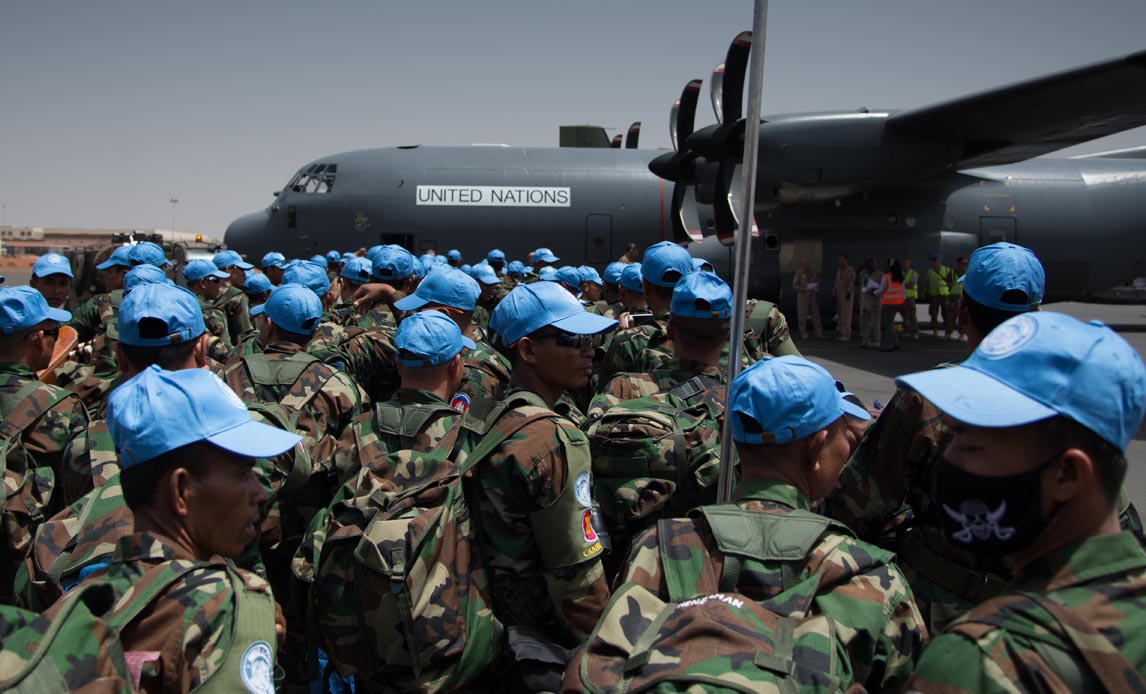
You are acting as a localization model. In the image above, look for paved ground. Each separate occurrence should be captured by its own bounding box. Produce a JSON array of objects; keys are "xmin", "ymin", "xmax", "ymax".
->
[{"xmin": 795, "ymin": 301, "xmax": 1146, "ymax": 510}]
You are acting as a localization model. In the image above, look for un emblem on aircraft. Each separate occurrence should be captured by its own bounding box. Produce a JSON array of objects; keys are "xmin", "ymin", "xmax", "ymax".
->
[
  {"xmin": 354, "ymin": 212, "xmax": 370, "ymax": 231},
  {"xmin": 978, "ymin": 314, "xmax": 1037, "ymax": 359}
]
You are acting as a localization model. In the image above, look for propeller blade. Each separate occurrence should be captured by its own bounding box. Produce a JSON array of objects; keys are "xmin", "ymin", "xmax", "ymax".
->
[
  {"xmin": 721, "ymin": 31, "xmax": 753, "ymax": 125},
  {"xmin": 714, "ymin": 159, "xmax": 760, "ymax": 246},
  {"xmin": 672, "ymin": 182, "xmax": 705, "ymax": 244},
  {"xmin": 625, "ymin": 122, "xmax": 641, "ymax": 149},
  {"xmin": 710, "ymin": 62, "xmax": 726, "ymax": 124},
  {"xmin": 673, "ymin": 80, "xmax": 703, "ymax": 151},
  {"xmin": 611, "ymin": 134, "xmax": 623, "ymax": 148}
]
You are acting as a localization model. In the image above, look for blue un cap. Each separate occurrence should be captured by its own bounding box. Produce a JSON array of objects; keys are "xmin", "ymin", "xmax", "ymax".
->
[
  {"xmin": 671, "ymin": 272, "xmax": 732, "ymax": 319},
  {"xmin": 261, "ymin": 251, "xmax": 288, "ymax": 270},
  {"xmin": 959, "ymin": 242, "xmax": 1045, "ymax": 312},
  {"xmin": 117, "ymin": 283, "xmax": 205, "ymax": 347},
  {"xmin": 471, "ymin": 263, "xmax": 500, "ymax": 286},
  {"xmin": 128, "ymin": 242, "xmax": 171, "ymax": 268},
  {"xmin": 325, "ymin": 250, "xmax": 343, "ymax": 265},
  {"xmin": 370, "ymin": 246, "xmax": 415, "ymax": 281},
  {"xmin": 283, "ymin": 260, "xmax": 331, "ymax": 298},
  {"xmin": 32, "ymin": 253, "xmax": 74, "ymax": 279},
  {"xmin": 730, "ymin": 356, "xmax": 870, "ymax": 445},
  {"xmin": 642, "ymin": 242, "xmax": 693, "ymax": 288},
  {"xmin": 620, "ymin": 264, "xmax": 643, "ymax": 292},
  {"xmin": 96, "ymin": 246, "xmax": 133, "ymax": 271},
  {"xmin": 251, "ymin": 283, "xmax": 322, "ymax": 335},
  {"xmin": 0, "ymin": 286, "xmax": 71, "ymax": 334},
  {"xmin": 603, "ymin": 262, "xmax": 626, "ymax": 285},
  {"xmin": 395, "ymin": 310, "xmax": 476, "ymax": 367},
  {"xmin": 108, "ymin": 366, "xmax": 301, "ymax": 469},
  {"xmin": 897, "ymin": 311, "xmax": 1146, "ymax": 452},
  {"xmin": 506, "ymin": 260, "xmax": 527, "ymax": 278},
  {"xmin": 213, "ymin": 250, "xmax": 253, "ymax": 271},
  {"xmin": 123, "ymin": 265, "xmax": 172, "ymax": 293},
  {"xmin": 555, "ymin": 266, "xmax": 581, "ymax": 289},
  {"xmin": 183, "ymin": 259, "xmax": 229, "ymax": 283},
  {"xmin": 340, "ymin": 256, "xmax": 373, "ymax": 284},
  {"xmin": 309, "ymin": 254, "xmax": 329, "ymax": 268},
  {"xmin": 242, "ymin": 272, "xmax": 273, "ymax": 296},
  {"xmin": 533, "ymin": 247, "xmax": 559, "ymax": 264},
  {"xmin": 490, "ymin": 281, "xmax": 617, "ymax": 345},
  {"xmin": 578, "ymin": 266, "xmax": 603, "ymax": 287},
  {"xmin": 538, "ymin": 266, "xmax": 558, "ymax": 282},
  {"xmin": 395, "ymin": 266, "xmax": 481, "ymax": 312},
  {"xmin": 447, "ymin": 249, "xmax": 462, "ymax": 262},
  {"xmin": 693, "ymin": 258, "xmax": 715, "ymax": 273},
  {"xmin": 486, "ymin": 249, "xmax": 506, "ymax": 264}
]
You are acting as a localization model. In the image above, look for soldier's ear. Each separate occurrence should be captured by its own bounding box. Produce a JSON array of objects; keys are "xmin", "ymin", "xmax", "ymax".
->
[
  {"xmin": 168, "ymin": 468, "xmax": 193, "ymax": 518},
  {"xmin": 192, "ymin": 334, "xmax": 210, "ymax": 368},
  {"xmin": 1047, "ymin": 449, "xmax": 1095, "ymax": 504},
  {"xmin": 517, "ymin": 337, "xmax": 540, "ymax": 365}
]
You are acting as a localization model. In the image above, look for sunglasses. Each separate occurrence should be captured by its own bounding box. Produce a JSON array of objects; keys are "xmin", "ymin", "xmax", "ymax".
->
[
  {"xmin": 40, "ymin": 327, "xmax": 60, "ymax": 339},
  {"xmin": 530, "ymin": 330, "xmax": 593, "ymax": 349}
]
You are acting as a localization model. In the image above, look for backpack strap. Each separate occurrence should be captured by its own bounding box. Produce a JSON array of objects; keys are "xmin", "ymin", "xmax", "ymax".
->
[
  {"xmin": 194, "ymin": 568, "xmax": 277, "ymax": 694},
  {"xmin": 102, "ymin": 561, "xmax": 211, "ymax": 629},
  {"xmin": 657, "ymin": 518, "xmax": 716, "ymax": 602},
  {"xmin": 241, "ymin": 351, "xmax": 318, "ymax": 390},
  {"xmin": 374, "ymin": 399, "xmax": 457, "ymax": 442}
]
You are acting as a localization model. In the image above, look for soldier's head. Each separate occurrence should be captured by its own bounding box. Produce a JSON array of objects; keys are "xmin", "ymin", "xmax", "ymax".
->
[
  {"xmin": 486, "ymin": 249, "xmax": 506, "ymax": 275},
  {"xmin": 956, "ymin": 242, "xmax": 1045, "ymax": 351},
  {"xmin": 127, "ymin": 242, "xmax": 172, "ymax": 273},
  {"xmin": 339, "ymin": 256, "xmax": 372, "ymax": 302},
  {"xmin": 96, "ymin": 246, "xmax": 134, "ymax": 292},
  {"xmin": 261, "ymin": 251, "xmax": 288, "ymax": 286},
  {"xmin": 532, "ymin": 247, "xmax": 559, "ymax": 272},
  {"xmin": 123, "ymin": 264, "xmax": 172, "ymax": 294},
  {"xmin": 729, "ymin": 356, "xmax": 870, "ymax": 501},
  {"xmin": 490, "ymin": 282, "xmax": 617, "ymax": 405},
  {"xmin": 395, "ymin": 266, "xmax": 481, "ymax": 334},
  {"xmin": 29, "ymin": 253, "xmax": 74, "ymax": 309},
  {"xmin": 471, "ymin": 264, "xmax": 501, "ymax": 304},
  {"xmin": 394, "ymin": 310, "xmax": 474, "ymax": 399},
  {"xmin": 110, "ymin": 367, "xmax": 298, "ymax": 560},
  {"xmin": 618, "ymin": 263, "xmax": 645, "ymax": 309},
  {"xmin": 641, "ymin": 242, "xmax": 694, "ymax": 314},
  {"xmin": 898, "ymin": 312, "xmax": 1145, "ymax": 568},
  {"xmin": 213, "ymin": 250, "xmax": 253, "ymax": 288},
  {"xmin": 668, "ymin": 272, "xmax": 732, "ymax": 364},
  {"xmin": 0, "ymin": 286, "xmax": 71, "ymax": 370},
  {"xmin": 369, "ymin": 246, "xmax": 418, "ymax": 295},
  {"xmin": 283, "ymin": 260, "xmax": 336, "ymax": 310},
  {"xmin": 837, "ymin": 254, "xmax": 848, "ymax": 269},
  {"xmin": 579, "ymin": 266, "xmax": 604, "ymax": 302},
  {"xmin": 116, "ymin": 283, "xmax": 209, "ymax": 377},
  {"xmin": 252, "ymin": 283, "xmax": 322, "ymax": 347},
  {"xmin": 554, "ymin": 266, "xmax": 582, "ymax": 297},
  {"xmin": 602, "ymin": 262, "xmax": 625, "ymax": 303},
  {"xmin": 182, "ymin": 259, "xmax": 228, "ymax": 301},
  {"xmin": 447, "ymin": 249, "xmax": 463, "ymax": 268},
  {"xmin": 242, "ymin": 271, "xmax": 273, "ymax": 308}
]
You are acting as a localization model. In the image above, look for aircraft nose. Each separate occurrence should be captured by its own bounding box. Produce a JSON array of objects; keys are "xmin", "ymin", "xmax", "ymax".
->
[{"xmin": 224, "ymin": 210, "xmax": 270, "ymax": 257}]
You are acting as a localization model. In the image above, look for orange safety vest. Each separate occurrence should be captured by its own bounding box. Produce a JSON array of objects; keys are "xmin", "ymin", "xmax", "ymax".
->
[{"xmin": 881, "ymin": 278, "xmax": 906, "ymax": 305}]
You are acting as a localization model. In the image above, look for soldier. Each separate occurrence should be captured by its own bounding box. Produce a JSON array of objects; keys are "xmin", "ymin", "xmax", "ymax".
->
[
  {"xmin": 181, "ymin": 259, "xmax": 233, "ymax": 363},
  {"xmin": 261, "ymin": 251, "xmax": 288, "ymax": 286},
  {"xmin": 504, "ymin": 259, "xmax": 529, "ymax": 289},
  {"xmin": 899, "ymin": 311, "xmax": 1146, "ymax": 693},
  {"xmin": 834, "ymin": 254, "xmax": 856, "ymax": 342},
  {"xmin": 826, "ymin": 242, "xmax": 1051, "ymax": 631},
  {"xmin": 568, "ymin": 356, "xmax": 926, "ymax": 693},
  {"xmin": 554, "ymin": 266, "xmax": 582, "ymax": 298},
  {"xmin": 242, "ymin": 271, "xmax": 272, "ymax": 308},
  {"xmin": 446, "ymin": 249, "xmax": 463, "ymax": 268},
  {"xmin": 858, "ymin": 256, "xmax": 881, "ymax": 348},
  {"xmin": 601, "ymin": 261, "xmax": 625, "ymax": 315},
  {"xmin": 0, "ymin": 286, "xmax": 89, "ymax": 599},
  {"xmin": 127, "ymin": 241, "xmax": 172, "ymax": 274},
  {"xmin": 532, "ymin": 246, "xmax": 560, "ymax": 274},
  {"xmin": 336, "ymin": 255, "xmax": 372, "ymax": 308},
  {"xmin": 464, "ymin": 281, "xmax": 614, "ymax": 687},
  {"xmin": 538, "ymin": 266, "xmax": 558, "ymax": 282},
  {"xmin": 792, "ymin": 256, "xmax": 823, "ymax": 340},
  {"xmin": 359, "ymin": 245, "xmax": 417, "ymax": 330},
  {"xmin": 335, "ymin": 310, "xmax": 470, "ymax": 481},
  {"xmin": 69, "ymin": 245, "xmax": 131, "ymax": 343},
  {"xmin": 471, "ymin": 263, "xmax": 501, "ymax": 331},
  {"xmin": 29, "ymin": 253, "xmax": 74, "ymax": 310},
  {"xmin": 212, "ymin": 250, "xmax": 257, "ymax": 347},
  {"xmin": 486, "ymin": 248, "xmax": 507, "ymax": 277},
  {"xmin": 52, "ymin": 366, "xmax": 298, "ymax": 693},
  {"xmin": 578, "ymin": 266, "xmax": 605, "ymax": 311},
  {"xmin": 902, "ymin": 256, "xmax": 920, "ymax": 339},
  {"xmin": 325, "ymin": 249, "xmax": 345, "ymax": 279},
  {"xmin": 616, "ymin": 263, "xmax": 646, "ymax": 312},
  {"xmin": 925, "ymin": 251, "xmax": 955, "ymax": 339}
]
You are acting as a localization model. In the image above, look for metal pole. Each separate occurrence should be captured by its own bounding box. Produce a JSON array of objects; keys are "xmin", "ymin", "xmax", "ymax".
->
[
  {"xmin": 716, "ymin": 0, "xmax": 769, "ymax": 504},
  {"xmin": 170, "ymin": 197, "xmax": 179, "ymax": 242}
]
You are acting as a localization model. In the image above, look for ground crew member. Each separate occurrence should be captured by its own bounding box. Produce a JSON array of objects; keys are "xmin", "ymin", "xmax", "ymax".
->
[
  {"xmin": 29, "ymin": 252, "xmax": 74, "ymax": 310},
  {"xmin": 950, "ymin": 255, "xmax": 968, "ymax": 341},
  {"xmin": 899, "ymin": 311, "xmax": 1146, "ymax": 693},
  {"xmin": 792, "ymin": 256, "xmax": 823, "ymax": 339},
  {"xmin": 0, "ymin": 286, "xmax": 89, "ymax": 599},
  {"xmin": 62, "ymin": 365, "xmax": 298, "ymax": 693},
  {"xmin": 212, "ymin": 249, "xmax": 257, "ymax": 347},
  {"xmin": 834, "ymin": 254, "xmax": 855, "ymax": 342},
  {"xmin": 858, "ymin": 256, "xmax": 881, "ymax": 349},
  {"xmin": 261, "ymin": 251, "xmax": 288, "ymax": 285},
  {"xmin": 826, "ymin": 242, "xmax": 1053, "ymax": 631},
  {"xmin": 879, "ymin": 258, "xmax": 905, "ymax": 352},
  {"xmin": 567, "ymin": 356, "xmax": 926, "ymax": 693},
  {"xmin": 925, "ymin": 251, "xmax": 955, "ymax": 339},
  {"xmin": 618, "ymin": 242, "xmax": 640, "ymax": 264},
  {"xmin": 336, "ymin": 310, "xmax": 470, "ymax": 478},
  {"xmin": 478, "ymin": 281, "xmax": 615, "ymax": 666},
  {"xmin": 181, "ymin": 259, "xmax": 233, "ymax": 363}
]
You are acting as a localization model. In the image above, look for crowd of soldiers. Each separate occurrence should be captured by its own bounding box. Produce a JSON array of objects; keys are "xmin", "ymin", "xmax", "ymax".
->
[{"xmin": 0, "ymin": 236, "xmax": 1141, "ymax": 693}]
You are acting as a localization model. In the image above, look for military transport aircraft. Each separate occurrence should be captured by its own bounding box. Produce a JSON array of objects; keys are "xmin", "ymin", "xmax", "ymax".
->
[{"xmin": 224, "ymin": 35, "xmax": 1146, "ymax": 307}]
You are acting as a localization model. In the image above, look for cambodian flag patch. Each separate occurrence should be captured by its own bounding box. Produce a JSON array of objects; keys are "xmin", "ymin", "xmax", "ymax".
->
[{"xmin": 450, "ymin": 392, "xmax": 471, "ymax": 413}]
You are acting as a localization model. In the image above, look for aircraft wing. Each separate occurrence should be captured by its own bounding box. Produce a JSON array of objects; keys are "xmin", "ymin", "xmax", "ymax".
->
[{"xmin": 887, "ymin": 50, "xmax": 1146, "ymax": 168}]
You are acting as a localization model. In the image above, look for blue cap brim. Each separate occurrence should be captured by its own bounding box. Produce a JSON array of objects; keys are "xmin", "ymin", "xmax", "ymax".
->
[
  {"xmin": 250, "ymin": 304, "xmax": 266, "ymax": 317},
  {"xmin": 206, "ymin": 419, "xmax": 302, "ymax": 459},
  {"xmin": 96, "ymin": 260, "xmax": 127, "ymax": 270},
  {"xmin": 550, "ymin": 311, "xmax": 617, "ymax": 336},
  {"xmin": 838, "ymin": 394, "xmax": 871, "ymax": 421},
  {"xmin": 34, "ymin": 269, "xmax": 74, "ymax": 279},
  {"xmin": 47, "ymin": 307, "xmax": 71, "ymax": 323},
  {"xmin": 394, "ymin": 294, "xmax": 430, "ymax": 311},
  {"xmin": 461, "ymin": 335, "xmax": 476, "ymax": 350},
  {"xmin": 896, "ymin": 365, "xmax": 1057, "ymax": 429},
  {"xmin": 233, "ymin": 261, "xmax": 254, "ymax": 270}
]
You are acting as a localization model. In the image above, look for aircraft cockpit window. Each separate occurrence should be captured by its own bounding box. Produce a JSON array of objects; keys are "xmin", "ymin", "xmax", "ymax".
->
[{"xmin": 289, "ymin": 164, "xmax": 337, "ymax": 194}]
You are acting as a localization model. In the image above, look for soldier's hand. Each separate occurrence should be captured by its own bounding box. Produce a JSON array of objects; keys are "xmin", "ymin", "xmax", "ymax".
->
[
  {"xmin": 618, "ymin": 311, "xmax": 633, "ymax": 329},
  {"xmin": 352, "ymin": 282, "xmax": 395, "ymax": 311},
  {"xmin": 274, "ymin": 601, "xmax": 287, "ymax": 647}
]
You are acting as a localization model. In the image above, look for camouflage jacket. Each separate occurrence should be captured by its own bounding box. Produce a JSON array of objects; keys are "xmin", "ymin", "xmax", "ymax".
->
[
  {"xmin": 613, "ymin": 478, "xmax": 928, "ymax": 692},
  {"xmin": 745, "ymin": 299, "xmax": 800, "ymax": 357},
  {"xmin": 333, "ymin": 388, "xmax": 462, "ymax": 483},
  {"xmin": 214, "ymin": 284, "xmax": 256, "ymax": 347},
  {"xmin": 221, "ymin": 340, "xmax": 367, "ymax": 446},
  {"xmin": 903, "ymin": 531, "xmax": 1146, "ymax": 694},
  {"xmin": 470, "ymin": 388, "xmax": 610, "ymax": 645},
  {"xmin": 598, "ymin": 313, "xmax": 669, "ymax": 387},
  {"xmin": 472, "ymin": 304, "xmax": 491, "ymax": 332},
  {"xmin": 586, "ymin": 358, "xmax": 725, "ymax": 420},
  {"xmin": 328, "ymin": 326, "xmax": 400, "ymax": 404},
  {"xmin": 0, "ymin": 362, "xmax": 91, "ymax": 483},
  {"xmin": 68, "ymin": 289, "xmax": 123, "ymax": 343},
  {"xmin": 198, "ymin": 296, "xmax": 234, "ymax": 363},
  {"xmin": 45, "ymin": 531, "xmax": 277, "ymax": 694},
  {"xmin": 455, "ymin": 339, "xmax": 512, "ymax": 404}
]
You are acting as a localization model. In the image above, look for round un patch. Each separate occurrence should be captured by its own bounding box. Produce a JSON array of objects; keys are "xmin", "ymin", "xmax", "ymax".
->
[
  {"xmin": 574, "ymin": 471, "xmax": 593, "ymax": 508},
  {"xmin": 977, "ymin": 314, "xmax": 1037, "ymax": 359},
  {"xmin": 240, "ymin": 640, "xmax": 275, "ymax": 694}
]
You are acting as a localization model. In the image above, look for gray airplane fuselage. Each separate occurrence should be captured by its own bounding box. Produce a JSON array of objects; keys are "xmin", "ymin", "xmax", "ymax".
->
[{"xmin": 225, "ymin": 144, "xmax": 1146, "ymax": 308}]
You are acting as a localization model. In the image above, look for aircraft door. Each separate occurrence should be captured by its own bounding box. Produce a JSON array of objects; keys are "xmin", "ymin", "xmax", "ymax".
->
[
  {"xmin": 979, "ymin": 217, "xmax": 1016, "ymax": 246},
  {"xmin": 585, "ymin": 214, "xmax": 613, "ymax": 264}
]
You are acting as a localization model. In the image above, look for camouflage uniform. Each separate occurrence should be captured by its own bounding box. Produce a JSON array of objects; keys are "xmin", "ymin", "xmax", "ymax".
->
[
  {"xmin": 56, "ymin": 289, "xmax": 124, "ymax": 414},
  {"xmin": 472, "ymin": 304, "xmax": 491, "ymax": 333},
  {"xmin": 601, "ymin": 478, "xmax": 927, "ymax": 692},
  {"xmin": 903, "ymin": 531, "xmax": 1146, "ymax": 693},
  {"xmin": 41, "ymin": 531, "xmax": 278, "ymax": 694},
  {"xmin": 456, "ymin": 339, "xmax": 511, "ymax": 403},
  {"xmin": 327, "ymin": 325, "xmax": 401, "ymax": 404},
  {"xmin": 214, "ymin": 284, "xmax": 256, "ymax": 347},
  {"xmin": 586, "ymin": 358, "xmax": 724, "ymax": 420},
  {"xmin": 469, "ymin": 388, "xmax": 610, "ymax": 644},
  {"xmin": 68, "ymin": 288, "xmax": 123, "ymax": 343},
  {"xmin": 198, "ymin": 296, "xmax": 234, "ymax": 363},
  {"xmin": 334, "ymin": 388, "xmax": 462, "ymax": 482}
]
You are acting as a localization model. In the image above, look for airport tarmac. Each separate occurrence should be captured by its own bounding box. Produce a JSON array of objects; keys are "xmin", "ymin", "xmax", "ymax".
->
[{"xmin": 797, "ymin": 301, "xmax": 1146, "ymax": 512}]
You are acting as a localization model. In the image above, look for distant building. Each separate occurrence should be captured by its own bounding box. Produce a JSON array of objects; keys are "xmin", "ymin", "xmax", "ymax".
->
[{"xmin": 0, "ymin": 226, "xmax": 219, "ymax": 254}]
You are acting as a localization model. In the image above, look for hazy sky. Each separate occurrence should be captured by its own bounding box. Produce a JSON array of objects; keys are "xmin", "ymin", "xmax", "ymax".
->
[{"xmin": 3, "ymin": 0, "xmax": 1145, "ymax": 237}]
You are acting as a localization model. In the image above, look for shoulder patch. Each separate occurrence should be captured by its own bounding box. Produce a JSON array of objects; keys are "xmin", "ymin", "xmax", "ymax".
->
[
  {"xmin": 450, "ymin": 392, "xmax": 471, "ymax": 413},
  {"xmin": 240, "ymin": 640, "xmax": 275, "ymax": 694},
  {"xmin": 574, "ymin": 470, "xmax": 593, "ymax": 508}
]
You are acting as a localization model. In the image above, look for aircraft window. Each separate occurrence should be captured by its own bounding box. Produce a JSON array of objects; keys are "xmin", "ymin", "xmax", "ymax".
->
[{"xmin": 287, "ymin": 165, "xmax": 337, "ymax": 194}]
